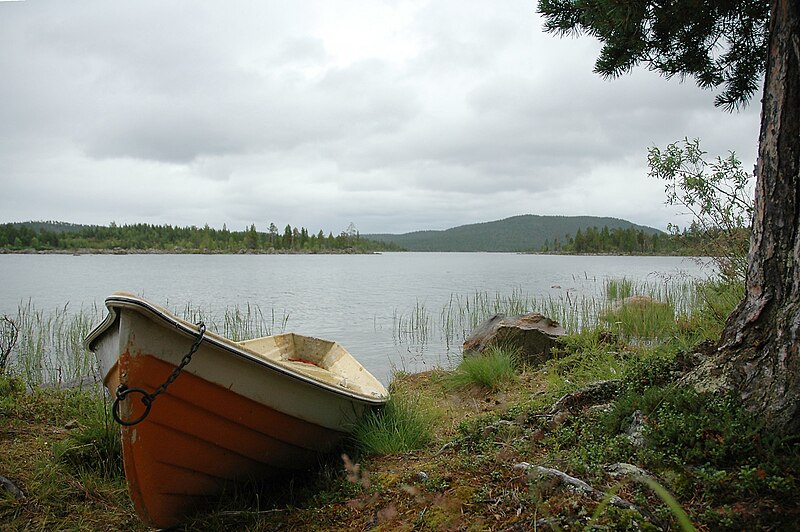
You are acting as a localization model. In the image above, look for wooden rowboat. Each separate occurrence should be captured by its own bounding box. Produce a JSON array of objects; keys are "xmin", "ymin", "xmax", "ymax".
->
[{"xmin": 85, "ymin": 292, "xmax": 388, "ymax": 529}]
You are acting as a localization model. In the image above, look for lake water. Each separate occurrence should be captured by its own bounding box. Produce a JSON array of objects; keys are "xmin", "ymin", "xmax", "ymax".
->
[{"xmin": 0, "ymin": 252, "xmax": 711, "ymax": 383}]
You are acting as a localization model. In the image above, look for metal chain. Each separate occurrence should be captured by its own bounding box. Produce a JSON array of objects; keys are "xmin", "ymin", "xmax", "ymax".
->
[
  {"xmin": 112, "ymin": 322, "xmax": 206, "ymax": 426},
  {"xmin": 150, "ymin": 322, "xmax": 206, "ymax": 400}
]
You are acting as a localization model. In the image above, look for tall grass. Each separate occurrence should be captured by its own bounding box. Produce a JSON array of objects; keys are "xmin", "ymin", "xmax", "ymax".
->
[
  {"xmin": 541, "ymin": 276, "xmax": 744, "ymax": 399},
  {"xmin": 5, "ymin": 298, "xmax": 291, "ymax": 389},
  {"xmin": 53, "ymin": 392, "xmax": 123, "ymax": 479},
  {"xmin": 9, "ymin": 300, "xmax": 101, "ymax": 389},
  {"xmin": 394, "ymin": 275, "xmax": 706, "ymax": 356},
  {"xmin": 7, "ymin": 275, "xmax": 725, "ymax": 389},
  {"xmin": 181, "ymin": 301, "xmax": 289, "ymax": 341}
]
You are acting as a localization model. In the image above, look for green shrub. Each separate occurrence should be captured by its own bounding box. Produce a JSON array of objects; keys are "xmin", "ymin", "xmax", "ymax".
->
[
  {"xmin": 605, "ymin": 385, "xmax": 795, "ymax": 473},
  {"xmin": 619, "ymin": 349, "xmax": 679, "ymax": 393},
  {"xmin": 0, "ymin": 374, "xmax": 25, "ymax": 418}
]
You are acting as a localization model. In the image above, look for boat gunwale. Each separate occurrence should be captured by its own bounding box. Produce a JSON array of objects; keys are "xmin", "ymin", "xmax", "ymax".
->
[{"xmin": 85, "ymin": 293, "xmax": 388, "ymax": 405}]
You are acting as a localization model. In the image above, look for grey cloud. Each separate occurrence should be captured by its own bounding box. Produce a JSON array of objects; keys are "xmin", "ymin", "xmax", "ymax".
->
[
  {"xmin": 0, "ymin": 0, "xmax": 762, "ymax": 234},
  {"xmin": 72, "ymin": 56, "xmax": 421, "ymax": 164}
]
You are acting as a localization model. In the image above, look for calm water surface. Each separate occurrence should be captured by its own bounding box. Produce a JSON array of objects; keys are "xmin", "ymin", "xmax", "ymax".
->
[{"xmin": 0, "ymin": 252, "xmax": 710, "ymax": 382}]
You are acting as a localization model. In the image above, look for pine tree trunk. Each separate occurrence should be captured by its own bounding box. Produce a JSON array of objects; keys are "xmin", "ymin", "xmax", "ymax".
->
[{"xmin": 716, "ymin": 0, "xmax": 800, "ymax": 435}]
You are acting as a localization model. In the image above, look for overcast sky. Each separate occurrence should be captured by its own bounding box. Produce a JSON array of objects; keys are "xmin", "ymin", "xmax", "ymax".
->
[{"xmin": 1, "ymin": 0, "xmax": 761, "ymax": 235}]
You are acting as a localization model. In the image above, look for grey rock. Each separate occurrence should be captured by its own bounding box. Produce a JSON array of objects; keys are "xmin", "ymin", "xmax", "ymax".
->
[
  {"xmin": 463, "ymin": 312, "xmax": 566, "ymax": 367},
  {"xmin": 0, "ymin": 475, "xmax": 25, "ymax": 500},
  {"xmin": 625, "ymin": 410, "xmax": 647, "ymax": 448},
  {"xmin": 606, "ymin": 462, "xmax": 653, "ymax": 480},
  {"xmin": 512, "ymin": 462, "xmax": 532, "ymax": 471}
]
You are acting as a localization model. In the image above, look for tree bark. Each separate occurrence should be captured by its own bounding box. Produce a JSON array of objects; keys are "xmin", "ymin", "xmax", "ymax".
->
[{"xmin": 716, "ymin": 0, "xmax": 800, "ymax": 435}]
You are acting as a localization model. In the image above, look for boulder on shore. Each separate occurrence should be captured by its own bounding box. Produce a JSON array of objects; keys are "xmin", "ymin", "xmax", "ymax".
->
[{"xmin": 463, "ymin": 312, "xmax": 566, "ymax": 367}]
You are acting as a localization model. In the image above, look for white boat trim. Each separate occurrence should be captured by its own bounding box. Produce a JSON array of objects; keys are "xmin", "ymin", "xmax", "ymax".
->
[{"xmin": 85, "ymin": 292, "xmax": 388, "ymax": 406}]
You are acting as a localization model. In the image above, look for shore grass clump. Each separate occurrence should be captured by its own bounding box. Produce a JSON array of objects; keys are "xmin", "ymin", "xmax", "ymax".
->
[
  {"xmin": 53, "ymin": 396, "xmax": 122, "ymax": 479},
  {"xmin": 0, "ymin": 374, "xmax": 26, "ymax": 419},
  {"xmin": 599, "ymin": 296, "xmax": 677, "ymax": 341},
  {"xmin": 445, "ymin": 346, "xmax": 518, "ymax": 391},
  {"xmin": 0, "ymin": 384, "xmax": 139, "ymax": 530},
  {"xmin": 352, "ymin": 390, "xmax": 439, "ymax": 456},
  {"xmin": 605, "ymin": 278, "xmax": 634, "ymax": 300},
  {"xmin": 6, "ymin": 300, "xmax": 100, "ymax": 389},
  {"xmin": 687, "ymin": 279, "xmax": 744, "ymax": 338}
]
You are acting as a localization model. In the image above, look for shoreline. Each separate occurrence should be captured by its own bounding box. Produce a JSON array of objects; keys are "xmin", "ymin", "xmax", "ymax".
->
[
  {"xmin": 0, "ymin": 247, "xmax": 378, "ymax": 256},
  {"xmin": 0, "ymin": 248, "xmax": 699, "ymax": 258}
]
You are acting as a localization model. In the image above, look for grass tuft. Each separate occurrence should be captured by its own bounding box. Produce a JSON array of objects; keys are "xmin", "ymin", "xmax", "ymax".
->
[
  {"xmin": 599, "ymin": 296, "xmax": 676, "ymax": 341},
  {"xmin": 53, "ymin": 397, "xmax": 122, "ymax": 479},
  {"xmin": 352, "ymin": 391, "xmax": 439, "ymax": 455},
  {"xmin": 446, "ymin": 346, "xmax": 519, "ymax": 390}
]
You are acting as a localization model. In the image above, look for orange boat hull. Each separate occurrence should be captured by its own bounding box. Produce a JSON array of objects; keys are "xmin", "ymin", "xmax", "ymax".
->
[
  {"xmin": 116, "ymin": 353, "xmax": 345, "ymax": 528},
  {"xmin": 87, "ymin": 293, "xmax": 388, "ymax": 528}
]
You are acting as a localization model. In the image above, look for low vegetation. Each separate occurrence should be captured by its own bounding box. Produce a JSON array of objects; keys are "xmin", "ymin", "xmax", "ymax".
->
[
  {"xmin": 1, "ymin": 277, "xmax": 798, "ymax": 530},
  {"xmin": 0, "ymin": 376, "xmax": 138, "ymax": 530}
]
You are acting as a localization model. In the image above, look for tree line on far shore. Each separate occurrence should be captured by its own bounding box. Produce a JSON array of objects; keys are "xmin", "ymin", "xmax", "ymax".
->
[
  {"xmin": 0, "ymin": 221, "xmax": 401, "ymax": 253},
  {"xmin": 1, "ymin": 219, "xmax": 740, "ymax": 257},
  {"xmin": 542, "ymin": 223, "xmax": 745, "ymax": 256}
]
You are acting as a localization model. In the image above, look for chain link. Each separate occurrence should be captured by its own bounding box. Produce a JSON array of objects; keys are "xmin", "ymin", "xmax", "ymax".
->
[
  {"xmin": 150, "ymin": 322, "xmax": 206, "ymax": 400},
  {"xmin": 112, "ymin": 322, "xmax": 206, "ymax": 426}
]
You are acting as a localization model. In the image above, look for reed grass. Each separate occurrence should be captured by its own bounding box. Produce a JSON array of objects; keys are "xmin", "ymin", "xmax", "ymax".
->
[
  {"xmin": 5, "ymin": 298, "xmax": 291, "ymax": 389},
  {"xmin": 393, "ymin": 300, "xmax": 432, "ymax": 346},
  {"xmin": 7, "ymin": 274, "xmax": 712, "ymax": 389},
  {"xmin": 181, "ymin": 301, "xmax": 289, "ymax": 341},
  {"xmin": 394, "ymin": 275, "xmax": 706, "ymax": 357},
  {"xmin": 8, "ymin": 300, "xmax": 101, "ymax": 389}
]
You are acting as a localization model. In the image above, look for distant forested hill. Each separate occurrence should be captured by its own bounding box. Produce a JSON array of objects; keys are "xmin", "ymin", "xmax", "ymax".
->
[
  {"xmin": 4, "ymin": 216, "xmax": 683, "ymax": 254},
  {"xmin": 363, "ymin": 215, "xmax": 663, "ymax": 252}
]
